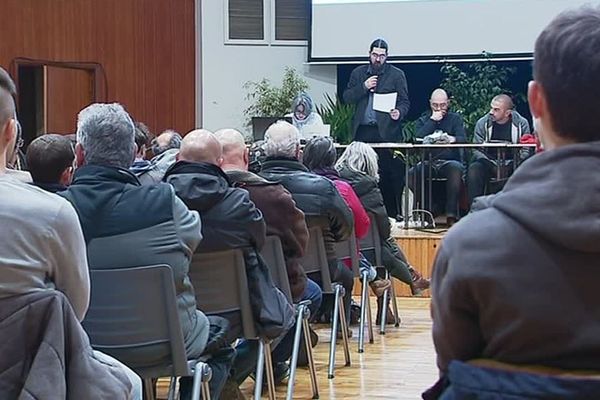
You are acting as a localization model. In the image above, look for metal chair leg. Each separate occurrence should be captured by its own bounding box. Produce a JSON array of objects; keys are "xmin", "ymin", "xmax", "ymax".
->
[
  {"xmin": 192, "ymin": 362, "xmax": 212, "ymax": 400},
  {"xmin": 337, "ymin": 288, "xmax": 351, "ymax": 367},
  {"xmin": 302, "ymin": 316, "xmax": 320, "ymax": 399},
  {"xmin": 254, "ymin": 340, "xmax": 266, "ymax": 400},
  {"xmin": 328, "ymin": 286, "xmax": 341, "ymax": 379},
  {"xmin": 366, "ymin": 288, "xmax": 374, "ymax": 344},
  {"xmin": 191, "ymin": 364, "xmax": 202, "ymax": 400},
  {"xmin": 286, "ymin": 304, "xmax": 306, "ymax": 400},
  {"xmin": 263, "ymin": 341, "xmax": 277, "ymax": 400},
  {"xmin": 201, "ymin": 381, "xmax": 211, "ymax": 400},
  {"xmin": 143, "ymin": 378, "xmax": 156, "ymax": 400},
  {"xmin": 390, "ymin": 277, "xmax": 400, "ymax": 327},
  {"xmin": 358, "ymin": 271, "xmax": 369, "ymax": 353},
  {"xmin": 166, "ymin": 377, "xmax": 177, "ymax": 400},
  {"xmin": 380, "ymin": 271, "xmax": 390, "ymax": 335}
]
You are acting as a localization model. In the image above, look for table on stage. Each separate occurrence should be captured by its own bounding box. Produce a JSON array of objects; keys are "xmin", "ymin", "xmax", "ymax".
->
[{"xmin": 334, "ymin": 142, "xmax": 536, "ymax": 229}]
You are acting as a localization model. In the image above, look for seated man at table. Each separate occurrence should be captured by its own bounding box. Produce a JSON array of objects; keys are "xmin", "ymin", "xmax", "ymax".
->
[
  {"xmin": 467, "ymin": 94, "xmax": 531, "ymax": 207},
  {"xmin": 408, "ymin": 88, "xmax": 466, "ymax": 225}
]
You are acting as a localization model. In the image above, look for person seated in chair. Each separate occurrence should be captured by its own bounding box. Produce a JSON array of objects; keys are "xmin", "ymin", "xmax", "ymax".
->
[
  {"xmin": 26, "ymin": 134, "xmax": 76, "ymax": 193},
  {"xmin": 467, "ymin": 94, "xmax": 531, "ymax": 208},
  {"xmin": 216, "ymin": 128, "xmax": 323, "ymax": 387},
  {"xmin": 60, "ymin": 104, "xmax": 232, "ymax": 400},
  {"xmin": 426, "ymin": 6, "xmax": 600, "ymax": 398},
  {"xmin": 163, "ymin": 129, "xmax": 294, "ymax": 392},
  {"xmin": 258, "ymin": 121, "xmax": 355, "ymax": 336},
  {"xmin": 409, "ymin": 88, "xmax": 466, "ymax": 226}
]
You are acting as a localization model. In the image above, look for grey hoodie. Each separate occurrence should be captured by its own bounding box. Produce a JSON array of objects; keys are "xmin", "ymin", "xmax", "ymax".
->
[
  {"xmin": 431, "ymin": 141, "xmax": 600, "ymax": 376},
  {"xmin": 472, "ymin": 111, "xmax": 531, "ymax": 162}
]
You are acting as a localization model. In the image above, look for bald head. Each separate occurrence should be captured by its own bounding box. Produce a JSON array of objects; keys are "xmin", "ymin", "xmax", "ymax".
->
[
  {"xmin": 178, "ymin": 129, "xmax": 223, "ymax": 166},
  {"xmin": 430, "ymin": 88, "xmax": 448, "ymax": 102},
  {"xmin": 492, "ymin": 94, "xmax": 514, "ymax": 110},
  {"xmin": 489, "ymin": 94, "xmax": 514, "ymax": 124},
  {"xmin": 430, "ymin": 88, "xmax": 449, "ymax": 114},
  {"xmin": 214, "ymin": 128, "xmax": 248, "ymax": 171}
]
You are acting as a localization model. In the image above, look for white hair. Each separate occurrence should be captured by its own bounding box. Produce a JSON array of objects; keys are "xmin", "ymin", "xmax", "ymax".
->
[
  {"xmin": 77, "ymin": 103, "xmax": 136, "ymax": 168},
  {"xmin": 335, "ymin": 141, "xmax": 379, "ymax": 181},
  {"xmin": 263, "ymin": 121, "xmax": 300, "ymax": 159}
]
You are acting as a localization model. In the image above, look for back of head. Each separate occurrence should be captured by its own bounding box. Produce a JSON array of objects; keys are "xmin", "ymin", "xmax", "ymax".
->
[
  {"xmin": 77, "ymin": 103, "xmax": 136, "ymax": 169},
  {"xmin": 263, "ymin": 121, "xmax": 300, "ymax": 159},
  {"xmin": 152, "ymin": 129, "xmax": 182, "ymax": 156},
  {"xmin": 178, "ymin": 129, "xmax": 222, "ymax": 165},
  {"xmin": 134, "ymin": 122, "xmax": 151, "ymax": 154},
  {"xmin": 0, "ymin": 67, "xmax": 17, "ymax": 152},
  {"xmin": 335, "ymin": 141, "xmax": 379, "ymax": 180},
  {"xmin": 533, "ymin": 5, "xmax": 600, "ymax": 142},
  {"xmin": 214, "ymin": 128, "xmax": 247, "ymax": 167},
  {"xmin": 303, "ymin": 136, "xmax": 337, "ymax": 171},
  {"xmin": 26, "ymin": 134, "xmax": 74, "ymax": 184}
]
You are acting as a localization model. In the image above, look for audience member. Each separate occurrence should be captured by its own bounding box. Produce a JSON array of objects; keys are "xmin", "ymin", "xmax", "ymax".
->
[
  {"xmin": 259, "ymin": 121, "xmax": 355, "ymax": 335},
  {"xmin": 0, "ymin": 69, "xmax": 141, "ymax": 399},
  {"xmin": 163, "ymin": 129, "xmax": 294, "ymax": 389},
  {"xmin": 409, "ymin": 88, "xmax": 466, "ymax": 225},
  {"xmin": 129, "ymin": 121, "xmax": 152, "ymax": 174},
  {"xmin": 59, "ymin": 104, "xmax": 232, "ymax": 399},
  {"xmin": 302, "ymin": 136, "xmax": 392, "ymax": 297},
  {"xmin": 428, "ymin": 6, "xmax": 600, "ymax": 398},
  {"xmin": 467, "ymin": 94, "xmax": 531, "ymax": 206},
  {"xmin": 336, "ymin": 141, "xmax": 430, "ymax": 322},
  {"xmin": 26, "ymin": 134, "xmax": 75, "ymax": 193},
  {"xmin": 136, "ymin": 129, "xmax": 182, "ymax": 185},
  {"xmin": 216, "ymin": 128, "xmax": 323, "ymax": 383}
]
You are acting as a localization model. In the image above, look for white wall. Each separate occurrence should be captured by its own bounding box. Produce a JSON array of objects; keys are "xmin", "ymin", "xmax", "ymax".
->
[{"xmin": 200, "ymin": 0, "xmax": 337, "ymax": 136}]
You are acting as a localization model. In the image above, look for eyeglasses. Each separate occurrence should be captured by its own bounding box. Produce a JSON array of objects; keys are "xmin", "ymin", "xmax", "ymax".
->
[
  {"xmin": 370, "ymin": 52, "xmax": 387, "ymax": 61},
  {"xmin": 431, "ymin": 102, "xmax": 449, "ymax": 109}
]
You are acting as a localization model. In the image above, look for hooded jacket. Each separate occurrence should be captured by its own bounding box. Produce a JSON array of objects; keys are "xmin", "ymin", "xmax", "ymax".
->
[
  {"xmin": 431, "ymin": 142, "xmax": 600, "ymax": 380},
  {"xmin": 472, "ymin": 111, "xmax": 531, "ymax": 162},
  {"xmin": 225, "ymin": 169, "xmax": 309, "ymax": 302}
]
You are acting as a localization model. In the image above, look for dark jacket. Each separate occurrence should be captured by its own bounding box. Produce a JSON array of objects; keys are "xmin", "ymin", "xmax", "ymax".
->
[
  {"xmin": 164, "ymin": 161, "xmax": 266, "ymax": 252},
  {"xmin": 415, "ymin": 111, "xmax": 467, "ymax": 162},
  {"xmin": 343, "ymin": 63, "xmax": 410, "ymax": 142},
  {"xmin": 32, "ymin": 181, "xmax": 68, "ymax": 193},
  {"xmin": 60, "ymin": 165, "xmax": 209, "ymax": 365},
  {"xmin": 164, "ymin": 161, "xmax": 294, "ymax": 340},
  {"xmin": 430, "ymin": 360, "xmax": 600, "ymax": 400},
  {"xmin": 259, "ymin": 158, "xmax": 354, "ymax": 264},
  {"xmin": 0, "ymin": 291, "xmax": 133, "ymax": 399},
  {"xmin": 337, "ymin": 165, "xmax": 412, "ymax": 285},
  {"xmin": 225, "ymin": 169, "xmax": 309, "ymax": 302},
  {"xmin": 431, "ymin": 142, "xmax": 600, "ymax": 382}
]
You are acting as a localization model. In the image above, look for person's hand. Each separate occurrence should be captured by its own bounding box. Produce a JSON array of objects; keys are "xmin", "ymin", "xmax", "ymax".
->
[
  {"xmin": 364, "ymin": 76, "xmax": 378, "ymax": 91},
  {"xmin": 448, "ymin": 135, "xmax": 456, "ymax": 143},
  {"xmin": 390, "ymin": 109, "xmax": 400, "ymax": 120},
  {"xmin": 431, "ymin": 111, "xmax": 444, "ymax": 121}
]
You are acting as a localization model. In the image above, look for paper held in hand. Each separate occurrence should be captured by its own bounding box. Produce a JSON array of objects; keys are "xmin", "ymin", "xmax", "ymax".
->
[{"xmin": 373, "ymin": 92, "xmax": 397, "ymax": 113}]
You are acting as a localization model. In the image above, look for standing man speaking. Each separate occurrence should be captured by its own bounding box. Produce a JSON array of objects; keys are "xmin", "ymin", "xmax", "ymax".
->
[{"xmin": 343, "ymin": 38, "xmax": 410, "ymax": 217}]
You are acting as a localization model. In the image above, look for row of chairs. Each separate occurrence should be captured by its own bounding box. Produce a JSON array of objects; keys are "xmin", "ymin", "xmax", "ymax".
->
[{"xmin": 82, "ymin": 214, "xmax": 399, "ymax": 400}]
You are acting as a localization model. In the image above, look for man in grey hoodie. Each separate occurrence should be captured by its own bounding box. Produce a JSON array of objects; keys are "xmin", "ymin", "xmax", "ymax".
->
[
  {"xmin": 467, "ymin": 94, "xmax": 531, "ymax": 206},
  {"xmin": 428, "ymin": 5, "xmax": 600, "ymax": 398}
]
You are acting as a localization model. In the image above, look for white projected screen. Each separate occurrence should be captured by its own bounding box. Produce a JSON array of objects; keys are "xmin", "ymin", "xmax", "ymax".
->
[{"xmin": 310, "ymin": 0, "xmax": 599, "ymax": 61}]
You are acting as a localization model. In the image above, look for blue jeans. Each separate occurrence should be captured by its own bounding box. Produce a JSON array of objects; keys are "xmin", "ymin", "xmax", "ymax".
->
[{"xmin": 232, "ymin": 279, "xmax": 322, "ymax": 383}]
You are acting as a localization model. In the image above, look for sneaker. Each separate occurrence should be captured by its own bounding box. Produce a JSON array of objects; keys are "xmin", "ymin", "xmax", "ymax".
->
[
  {"xmin": 369, "ymin": 279, "xmax": 392, "ymax": 297},
  {"xmin": 409, "ymin": 267, "xmax": 430, "ymax": 296}
]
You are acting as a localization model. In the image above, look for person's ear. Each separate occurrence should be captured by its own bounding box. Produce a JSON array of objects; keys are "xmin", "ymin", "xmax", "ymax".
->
[
  {"xmin": 59, "ymin": 167, "xmax": 73, "ymax": 186},
  {"xmin": 528, "ymin": 80, "xmax": 545, "ymax": 120},
  {"xmin": 75, "ymin": 143, "xmax": 85, "ymax": 168},
  {"xmin": 243, "ymin": 148, "xmax": 250, "ymax": 168}
]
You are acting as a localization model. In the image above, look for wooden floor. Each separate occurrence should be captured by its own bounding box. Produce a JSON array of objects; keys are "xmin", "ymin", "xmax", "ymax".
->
[{"xmin": 149, "ymin": 296, "xmax": 428, "ymax": 400}]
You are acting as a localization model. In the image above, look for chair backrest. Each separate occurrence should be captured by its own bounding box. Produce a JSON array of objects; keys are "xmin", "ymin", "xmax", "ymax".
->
[
  {"xmin": 83, "ymin": 264, "xmax": 189, "ymax": 377},
  {"xmin": 298, "ymin": 226, "xmax": 333, "ymax": 292},
  {"xmin": 359, "ymin": 213, "xmax": 383, "ymax": 267},
  {"xmin": 334, "ymin": 227, "xmax": 360, "ymax": 278},
  {"xmin": 189, "ymin": 249, "xmax": 257, "ymax": 339},
  {"xmin": 260, "ymin": 236, "xmax": 293, "ymax": 303}
]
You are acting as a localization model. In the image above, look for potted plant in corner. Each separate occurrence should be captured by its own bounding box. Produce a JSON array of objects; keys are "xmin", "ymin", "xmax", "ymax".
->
[
  {"xmin": 243, "ymin": 67, "xmax": 309, "ymax": 139},
  {"xmin": 316, "ymin": 93, "xmax": 356, "ymax": 145}
]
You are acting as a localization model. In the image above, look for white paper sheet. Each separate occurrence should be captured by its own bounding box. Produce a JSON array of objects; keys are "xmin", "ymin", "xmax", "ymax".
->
[{"xmin": 373, "ymin": 92, "xmax": 398, "ymax": 113}]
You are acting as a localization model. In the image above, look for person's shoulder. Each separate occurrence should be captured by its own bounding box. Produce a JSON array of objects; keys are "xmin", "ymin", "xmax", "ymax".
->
[
  {"xmin": 387, "ymin": 64, "xmax": 406, "ymax": 76},
  {"xmin": 2, "ymin": 178, "xmax": 75, "ymax": 222}
]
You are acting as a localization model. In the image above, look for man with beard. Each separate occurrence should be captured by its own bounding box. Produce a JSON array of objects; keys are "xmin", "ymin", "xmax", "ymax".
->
[{"xmin": 343, "ymin": 38, "xmax": 410, "ymax": 217}]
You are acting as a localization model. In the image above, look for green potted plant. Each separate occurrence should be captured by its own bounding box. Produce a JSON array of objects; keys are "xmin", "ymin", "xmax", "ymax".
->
[
  {"xmin": 243, "ymin": 67, "xmax": 309, "ymax": 132},
  {"xmin": 316, "ymin": 93, "xmax": 356, "ymax": 145}
]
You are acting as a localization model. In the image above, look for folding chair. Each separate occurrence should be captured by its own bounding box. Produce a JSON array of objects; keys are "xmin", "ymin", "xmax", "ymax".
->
[
  {"xmin": 359, "ymin": 214, "xmax": 401, "ymax": 333},
  {"xmin": 261, "ymin": 235, "xmax": 319, "ymax": 400},
  {"xmin": 189, "ymin": 249, "xmax": 276, "ymax": 400},
  {"xmin": 83, "ymin": 264, "xmax": 212, "ymax": 400},
  {"xmin": 299, "ymin": 226, "xmax": 351, "ymax": 379}
]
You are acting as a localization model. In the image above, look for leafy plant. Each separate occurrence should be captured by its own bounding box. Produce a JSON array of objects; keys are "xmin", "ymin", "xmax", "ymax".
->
[
  {"xmin": 440, "ymin": 60, "xmax": 515, "ymax": 138},
  {"xmin": 243, "ymin": 67, "xmax": 309, "ymax": 122},
  {"xmin": 316, "ymin": 93, "xmax": 356, "ymax": 145}
]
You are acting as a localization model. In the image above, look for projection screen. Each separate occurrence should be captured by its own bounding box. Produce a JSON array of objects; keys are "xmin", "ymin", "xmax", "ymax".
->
[{"xmin": 310, "ymin": 0, "xmax": 599, "ymax": 62}]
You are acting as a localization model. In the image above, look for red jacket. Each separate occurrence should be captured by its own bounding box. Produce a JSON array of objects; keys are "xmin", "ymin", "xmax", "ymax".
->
[{"xmin": 332, "ymin": 180, "xmax": 370, "ymax": 239}]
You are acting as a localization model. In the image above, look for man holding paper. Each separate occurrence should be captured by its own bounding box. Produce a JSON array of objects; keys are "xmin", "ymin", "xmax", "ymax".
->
[{"xmin": 343, "ymin": 38, "xmax": 410, "ymax": 216}]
